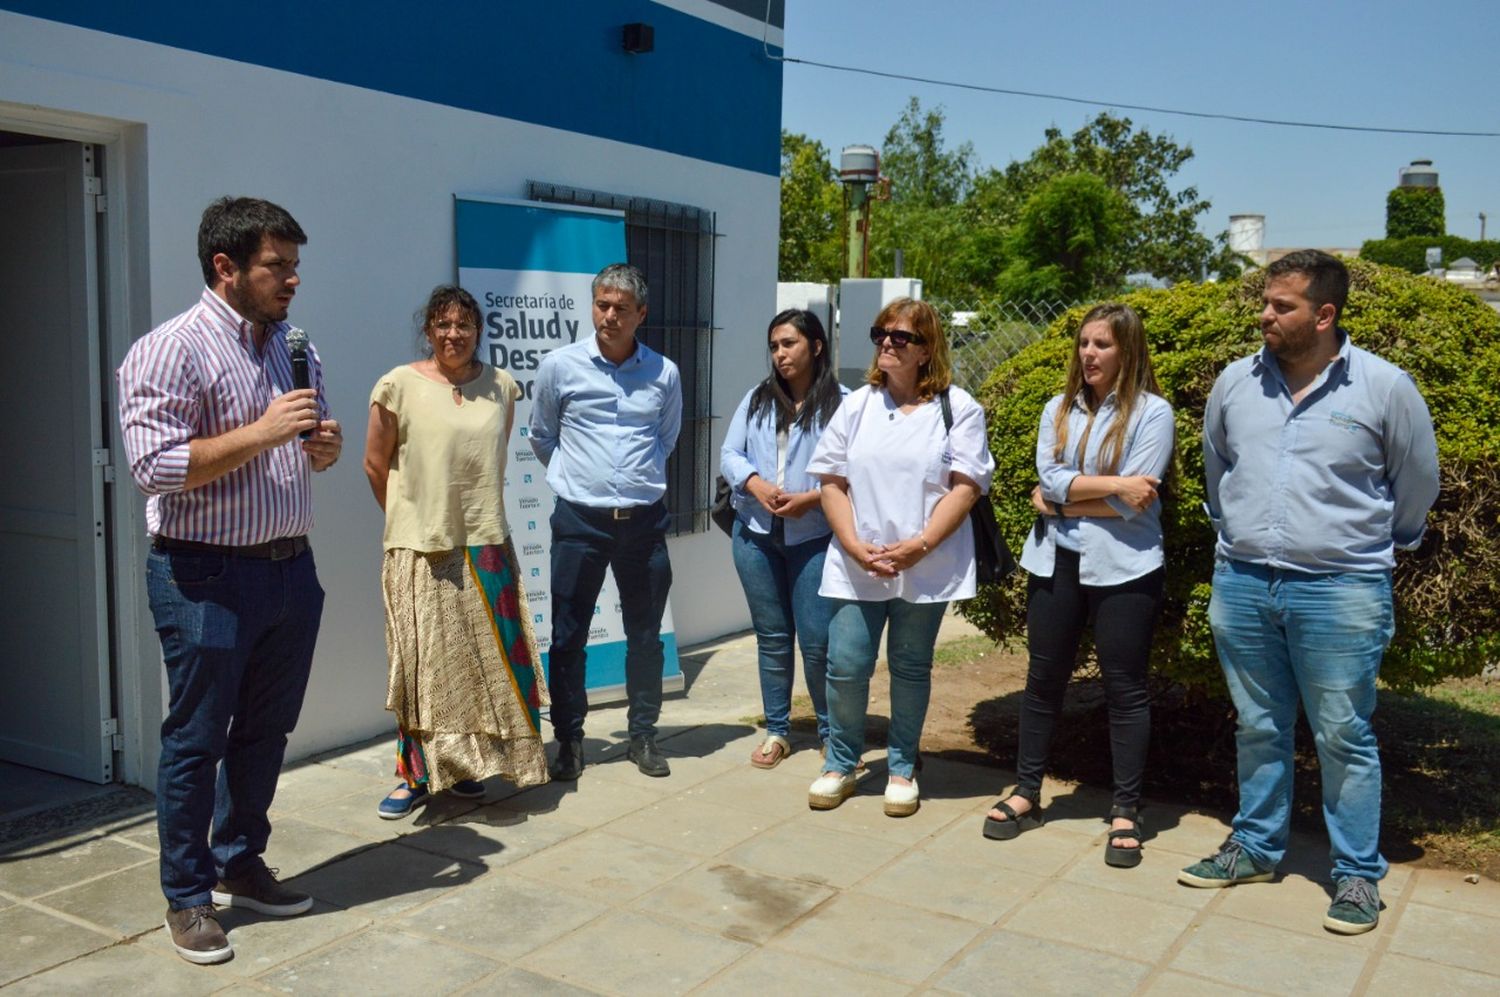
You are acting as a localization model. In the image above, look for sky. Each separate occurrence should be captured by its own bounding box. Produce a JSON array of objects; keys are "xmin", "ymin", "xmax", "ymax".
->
[{"xmin": 777, "ymin": 0, "xmax": 1497, "ymax": 251}]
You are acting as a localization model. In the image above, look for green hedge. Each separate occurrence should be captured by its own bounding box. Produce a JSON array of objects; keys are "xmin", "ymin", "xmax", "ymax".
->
[
  {"xmin": 1386, "ymin": 186, "xmax": 1446, "ymax": 239},
  {"xmin": 1360, "ymin": 235, "xmax": 1500, "ymax": 274},
  {"xmin": 961, "ymin": 260, "xmax": 1500, "ymax": 695}
]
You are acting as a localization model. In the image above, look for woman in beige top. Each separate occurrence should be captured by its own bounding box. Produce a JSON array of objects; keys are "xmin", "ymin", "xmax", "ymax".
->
[{"xmin": 363, "ymin": 285, "xmax": 549, "ymax": 818}]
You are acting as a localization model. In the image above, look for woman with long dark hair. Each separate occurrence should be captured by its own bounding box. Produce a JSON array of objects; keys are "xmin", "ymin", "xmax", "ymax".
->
[
  {"xmin": 983, "ymin": 302, "xmax": 1173, "ymax": 867},
  {"xmin": 720, "ymin": 309, "xmax": 847, "ymax": 768}
]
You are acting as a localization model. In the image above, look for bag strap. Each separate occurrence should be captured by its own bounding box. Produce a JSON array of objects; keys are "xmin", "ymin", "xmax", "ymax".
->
[{"xmin": 939, "ymin": 387, "xmax": 953, "ymax": 435}]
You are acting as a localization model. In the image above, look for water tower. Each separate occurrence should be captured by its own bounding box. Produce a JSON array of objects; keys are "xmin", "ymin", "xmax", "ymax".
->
[{"xmin": 838, "ymin": 145, "xmax": 885, "ymax": 278}]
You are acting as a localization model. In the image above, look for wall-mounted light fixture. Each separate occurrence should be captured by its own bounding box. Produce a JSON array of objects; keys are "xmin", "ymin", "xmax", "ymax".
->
[{"xmin": 622, "ymin": 23, "xmax": 654, "ymax": 54}]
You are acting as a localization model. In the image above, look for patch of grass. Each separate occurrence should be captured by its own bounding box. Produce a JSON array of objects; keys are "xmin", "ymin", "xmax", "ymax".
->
[{"xmin": 933, "ymin": 634, "xmax": 1001, "ymax": 669}]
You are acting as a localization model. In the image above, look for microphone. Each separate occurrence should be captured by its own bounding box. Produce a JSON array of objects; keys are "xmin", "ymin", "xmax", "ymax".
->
[{"xmin": 286, "ymin": 328, "xmax": 313, "ymax": 439}]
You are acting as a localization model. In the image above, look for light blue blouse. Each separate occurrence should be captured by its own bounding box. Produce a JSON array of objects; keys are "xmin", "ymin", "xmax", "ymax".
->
[
  {"xmin": 1020, "ymin": 391, "xmax": 1175, "ymax": 585},
  {"xmin": 719, "ymin": 383, "xmax": 847, "ymax": 546}
]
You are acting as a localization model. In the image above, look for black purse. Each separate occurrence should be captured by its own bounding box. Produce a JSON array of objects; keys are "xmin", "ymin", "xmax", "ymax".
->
[
  {"xmin": 940, "ymin": 390, "xmax": 1016, "ymax": 584},
  {"xmin": 710, "ymin": 474, "xmax": 736, "ymax": 536}
]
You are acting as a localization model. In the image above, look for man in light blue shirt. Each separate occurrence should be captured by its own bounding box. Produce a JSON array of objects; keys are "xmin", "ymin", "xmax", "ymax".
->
[
  {"xmin": 531, "ymin": 263, "xmax": 682, "ymax": 780},
  {"xmin": 1178, "ymin": 251, "xmax": 1439, "ymax": 937}
]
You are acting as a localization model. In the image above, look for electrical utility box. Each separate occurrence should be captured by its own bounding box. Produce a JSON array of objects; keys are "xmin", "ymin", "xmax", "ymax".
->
[{"xmin": 836, "ymin": 278, "xmax": 923, "ymax": 389}]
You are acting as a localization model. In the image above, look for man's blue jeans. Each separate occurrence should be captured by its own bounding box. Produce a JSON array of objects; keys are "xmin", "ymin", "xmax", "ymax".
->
[
  {"xmin": 730, "ymin": 518, "xmax": 832, "ymax": 742},
  {"xmin": 146, "ymin": 547, "xmax": 323, "ymax": 909},
  {"xmin": 548, "ymin": 498, "xmax": 672, "ymax": 740},
  {"xmin": 1209, "ymin": 558, "xmax": 1394, "ymax": 882},
  {"xmin": 823, "ymin": 597, "xmax": 947, "ymax": 779}
]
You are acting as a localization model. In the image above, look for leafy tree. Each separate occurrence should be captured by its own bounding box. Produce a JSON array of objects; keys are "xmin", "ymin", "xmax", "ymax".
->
[
  {"xmin": 880, "ymin": 97, "xmax": 975, "ymax": 208},
  {"xmin": 778, "ymin": 131, "xmax": 844, "ymax": 283},
  {"xmin": 970, "ymin": 113, "xmax": 1243, "ymax": 283},
  {"xmin": 994, "ymin": 173, "xmax": 1130, "ymax": 302},
  {"xmin": 1385, "ymin": 186, "xmax": 1446, "ymax": 239}
]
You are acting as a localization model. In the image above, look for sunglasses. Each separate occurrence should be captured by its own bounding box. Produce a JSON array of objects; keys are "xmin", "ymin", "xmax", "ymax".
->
[{"xmin": 870, "ymin": 326, "xmax": 923, "ymax": 348}]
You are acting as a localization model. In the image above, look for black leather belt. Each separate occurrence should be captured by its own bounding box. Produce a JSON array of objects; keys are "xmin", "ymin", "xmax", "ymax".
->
[
  {"xmin": 567, "ymin": 499, "xmax": 648, "ymax": 521},
  {"xmin": 153, "ymin": 535, "xmax": 310, "ymax": 560}
]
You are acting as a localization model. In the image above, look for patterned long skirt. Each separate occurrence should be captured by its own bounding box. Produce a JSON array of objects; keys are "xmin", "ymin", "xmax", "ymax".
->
[{"xmin": 382, "ymin": 540, "xmax": 549, "ymax": 792}]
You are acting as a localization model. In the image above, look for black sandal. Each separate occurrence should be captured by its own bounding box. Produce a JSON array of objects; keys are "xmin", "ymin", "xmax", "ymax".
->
[
  {"xmin": 982, "ymin": 785, "xmax": 1043, "ymax": 840},
  {"xmin": 1104, "ymin": 805, "xmax": 1144, "ymax": 868}
]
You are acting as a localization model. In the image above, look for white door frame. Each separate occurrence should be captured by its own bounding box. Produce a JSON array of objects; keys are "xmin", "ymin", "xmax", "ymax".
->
[{"xmin": 0, "ymin": 101, "xmax": 159, "ymax": 789}]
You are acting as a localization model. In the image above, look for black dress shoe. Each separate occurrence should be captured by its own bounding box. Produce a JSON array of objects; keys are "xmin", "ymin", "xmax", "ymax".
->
[
  {"xmin": 549, "ymin": 737, "xmax": 585, "ymax": 781},
  {"xmin": 627, "ymin": 735, "xmax": 671, "ymax": 777}
]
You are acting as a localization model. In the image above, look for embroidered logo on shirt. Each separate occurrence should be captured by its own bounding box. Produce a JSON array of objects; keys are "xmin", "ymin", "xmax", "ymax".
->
[{"xmin": 1329, "ymin": 411, "xmax": 1362, "ymax": 435}]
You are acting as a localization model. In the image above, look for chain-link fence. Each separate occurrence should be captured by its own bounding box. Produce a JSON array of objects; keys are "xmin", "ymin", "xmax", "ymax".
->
[{"xmin": 928, "ymin": 298, "xmax": 1076, "ymax": 394}]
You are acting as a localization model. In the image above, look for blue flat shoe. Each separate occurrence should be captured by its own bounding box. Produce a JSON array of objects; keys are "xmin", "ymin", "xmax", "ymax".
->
[
  {"xmin": 377, "ymin": 783, "xmax": 428, "ymax": 819},
  {"xmin": 449, "ymin": 779, "xmax": 486, "ymax": 799}
]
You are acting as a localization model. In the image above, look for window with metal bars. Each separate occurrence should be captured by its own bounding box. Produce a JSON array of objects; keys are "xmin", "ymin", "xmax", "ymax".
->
[{"xmin": 526, "ymin": 180, "xmax": 715, "ymax": 536}]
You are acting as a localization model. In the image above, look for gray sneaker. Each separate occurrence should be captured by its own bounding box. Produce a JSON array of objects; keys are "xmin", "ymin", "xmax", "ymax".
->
[
  {"xmin": 164, "ymin": 904, "xmax": 232, "ymax": 965},
  {"xmin": 1178, "ymin": 837, "xmax": 1275, "ymax": 888},
  {"xmin": 1324, "ymin": 876, "xmax": 1381, "ymax": 934}
]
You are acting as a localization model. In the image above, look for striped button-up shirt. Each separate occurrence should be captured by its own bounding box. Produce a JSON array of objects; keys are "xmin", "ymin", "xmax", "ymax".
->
[{"xmin": 117, "ymin": 288, "xmax": 329, "ymax": 545}]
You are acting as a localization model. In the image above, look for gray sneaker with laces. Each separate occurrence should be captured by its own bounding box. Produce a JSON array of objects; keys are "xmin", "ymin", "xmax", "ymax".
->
[
  {"xmin": 1324, "ymin": 875, "xmax": 1381, "ymax": 934},
  {"xmin": 1177, "ymin": 837, "xmax": 1275, "ymax": 888}
]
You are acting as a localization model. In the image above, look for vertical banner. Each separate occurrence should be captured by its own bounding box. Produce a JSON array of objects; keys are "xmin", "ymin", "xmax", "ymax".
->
[{"xmin": 455, "ymin": 195, "xmax": 682, "ymax": 703}]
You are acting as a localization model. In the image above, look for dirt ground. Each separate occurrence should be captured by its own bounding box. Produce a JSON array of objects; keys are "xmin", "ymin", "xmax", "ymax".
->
[{"xmin": 790, "ymin": 640, "xmax": 1500, "ymax": 880}]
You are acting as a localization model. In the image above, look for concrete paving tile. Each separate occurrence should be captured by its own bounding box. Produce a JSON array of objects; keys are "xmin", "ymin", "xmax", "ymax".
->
[
  {"xmin": 459, "ymin": 966, "xmax": 605, "ymax": 995},
  {"xmin": 1140, "ymin": 969, "xmax": 1267, "ymax": 995},
  {"xmin": 1142, "ymin": 808, "xmax": 1237, "ymax": 860},
  {"xmin": 304, "ymin": 736, "xmax": 394, "ymax": 780},
  {"xmin": 395, "ymin": 868, "xmax": 608, "ymax": 959},
  {"xmin": 1364, "ymin": 951, "xmax": 1500, "ymax": 996},
  {"xmin": 34, "ymin": 858, "xmax": 164, "ymax": 935},
  {"xmin": 853, "ymin": 848, "xmax": 1047, "ymax": 924},
  {"xmin": 520, "ymin": 909, "xmax": 751, "ymax": 996},
  {"xmin": 1405, "ymin": 867, "xmax": 1500, "ymax": 918},
  {"xmin": 1213, "ymin": 872, "xmax": 1379, "ymax": 944},
  {"xmin": 1388, "ymin": 900, "xmax": 1500, "ymax": 978},
  {"xmin": 208, "ymin": 902, "xmax": 376, "ymax": 977},
  {"xmin": 287, "ymin": 840, "xmax": 487, "ymax": 917},
  {"xmin": 634, "ymin": 862, "xmax": 833, "ymax": 944},
  {"xmin": 653, "ymin": 721, "xmax": 762, "ymax": 759},
  {"xmin": 772, "ymin": 892, "xmax": 983, "ymax": 983},
  {"xmin": 0, "ymin": 937, "xmax": 220, "ymax": 995},
  {"xmin": 695, "ymin": 948, "xmax": 911, "ymax": 996},
  {"xmin": 1168, "ymin": 914, "xmax": 1371, "ymax": 993},
  {"xmin": 397, "ymin": 805, "xmax": 588, "ymax": 868},
  {"xmin": 0, "ymin": 836, "xmax": 155, "ymax": 898},
  {"xmin": 494, "ymin": 772, "xmax": 672, "ymax": 828},
  {"xmin": 1059, "ymin": 844, "xmax": 1218, "ymax": 911},
  {"xmin": 258, "ymin": 925, "xmax": 499, "ymax": 994},
  {"xmin": 919, "ymin": 814, "xmax": 1093, "ymax": 877},
  {"xmin": 718, "ymin": 819, "xmax": 905, "ymax": 890},
  {"xmin": 293, "ymin": 782, "xmax": 482, "ymax": 842},
  {"xmin": 675, "ymin": 761, "xmax": 835, "ymax": 821},
  {"xmin": 785, "ymin": 786, "xmax": 968, "ymax": 846},
  {"xmin": 936, "ymin": 928, "xmax": 1151, "ymax": 995},
  {"xmin": 604, "ymin": 795, "xmax": 774, "ymax": 857},
  {"xmin": 257, "ymin": 815, "xmax": 382, "ymax": 879},
  {"xmin": 1003, "ymin": 879, "xmax": 1199, "ymax": 963},
  {"xmin": 266, "ymin": 761, "xmax": 391, "ymax": 818},
  {"xmin": 902, "ymin": 755, "xmax": 1009, "ymax": 811},
  {"xmin": 505, "ymin": 829, "xmax": 700, "ymax": 903},
  {"xmin": 587, "ymin": 748, "xmax": 744, "ymax": 793},
  {"xmin": 0, "ymin": 904, "xmax": 119, "ymax": 985}
]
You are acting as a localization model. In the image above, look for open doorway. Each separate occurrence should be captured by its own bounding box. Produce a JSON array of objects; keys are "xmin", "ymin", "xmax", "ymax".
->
[{"xmin": 0, "ymin": 130, "xmax": 119, "ymax": 788}]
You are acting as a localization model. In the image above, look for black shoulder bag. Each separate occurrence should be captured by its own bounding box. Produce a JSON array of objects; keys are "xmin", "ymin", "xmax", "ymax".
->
[{"xmin": 939, "ymin": 389, "xmax": 1016, "ymax": 584}]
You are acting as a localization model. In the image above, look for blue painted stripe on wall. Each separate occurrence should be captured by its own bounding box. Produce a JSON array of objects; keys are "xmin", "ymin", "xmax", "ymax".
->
[
  {"xmin": 2, "ymin": 1, "xmax": 782, "ymax": 175},
  {"xmin": 455, "ymin": 199, "xmax": 625, "ymax": 274}
]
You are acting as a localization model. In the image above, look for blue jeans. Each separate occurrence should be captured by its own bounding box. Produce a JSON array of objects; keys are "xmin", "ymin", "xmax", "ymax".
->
[
  {"xmin": 146, "ymin": 546, "xmax": 323, "ymax": 909},
  {"xmin": 824, "ymin": 598, "xmax": 948, "ymax": 779},
  {"xmin": 1209, "ymin": 558, "xmax": 1394, "ymax": 881},
  {"xmin": 548, "ymin": 498, "xmax": 672, "ymax": 740},
  {"xmin": 730, "ymin": 518, "xmax": 832, "ymax": 742}
]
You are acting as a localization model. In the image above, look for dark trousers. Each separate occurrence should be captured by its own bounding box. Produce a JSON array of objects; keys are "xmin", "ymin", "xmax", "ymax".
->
[
  {"xmin": 146, "ymin": 547, "xmax": 323, "ymax": 909},
  {"xmin": 1018, "ymin": 547, "xmax": 1162, "ymax": 810},
  {"xmin": 548, "ymin": 498, "xmax": 673, "ymax": 740}
]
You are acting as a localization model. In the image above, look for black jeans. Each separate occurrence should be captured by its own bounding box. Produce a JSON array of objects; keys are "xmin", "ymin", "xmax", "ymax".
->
[
  {"xmin": 548, "ymin": 498, "xmax": 673, "ymax": 740},
  {"xmin": 1018, "ymin": 547, "xmax": 1163, "ymax": 810}
]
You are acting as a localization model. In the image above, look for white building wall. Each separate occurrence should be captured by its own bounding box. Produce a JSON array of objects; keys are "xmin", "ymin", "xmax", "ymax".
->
[{"xmin": 1, "ymin": 12, "xmax": 768, "ymax": 783}]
